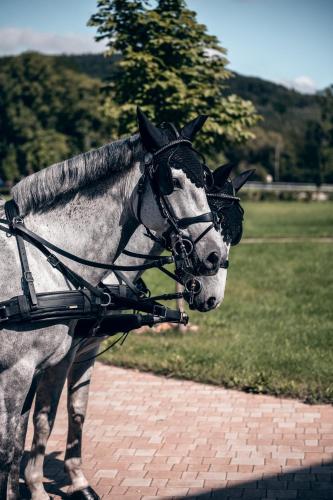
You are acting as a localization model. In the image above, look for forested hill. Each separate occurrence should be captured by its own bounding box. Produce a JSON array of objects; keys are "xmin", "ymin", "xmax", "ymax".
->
[
  {"xmin": 53, "ymin": 53, "xmax": 318, "ymax": 107},
  {"xmin": 0, "ymin": 52, "xmax": 330, "ymax": 184},
  {"xmin": 54, "ymin": 53, "xmax": 320, "ymax": 125},
  {"xmin": 49, "ymin": 54, "xmax": 331, "ymax": 184}
]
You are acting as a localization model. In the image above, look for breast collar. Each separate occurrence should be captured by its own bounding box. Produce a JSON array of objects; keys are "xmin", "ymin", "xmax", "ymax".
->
[{"xmin": 134, "ymin": 138, "xmax": 217, "ymax": 276}]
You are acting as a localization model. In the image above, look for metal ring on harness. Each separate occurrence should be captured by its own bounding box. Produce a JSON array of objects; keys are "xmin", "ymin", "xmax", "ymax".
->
[
  {"xmin": 173, "ymin": 237, "xmax": 194, "ymax": 257},
  {"xmin": 184, "ymin": 278, "xmax": 202, "ymax": 295},
  {"xmin": 100, "ymin": 292, "xmax": 112, "ymax": 307}
]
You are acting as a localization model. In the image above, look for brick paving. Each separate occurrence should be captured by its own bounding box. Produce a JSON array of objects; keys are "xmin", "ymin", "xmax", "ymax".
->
[{"xmin": 22, "ymin": 363, "xmax": 333, "ymax": 499}]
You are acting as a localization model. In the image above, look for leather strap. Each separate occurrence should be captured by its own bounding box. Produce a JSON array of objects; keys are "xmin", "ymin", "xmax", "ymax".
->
[
  {"xmin": 5, "ymin": 200, "xmax": 38, "ymax": 307},
  {"xmin": 177, "ymin": 212, "xmax": 214, "ymax": 229},
  {"xmin": 0, "ymin": 218, "xmax": 173, "ymax": 272}
]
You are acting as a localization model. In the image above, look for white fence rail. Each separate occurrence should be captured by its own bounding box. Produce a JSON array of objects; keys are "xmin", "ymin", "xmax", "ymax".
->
[{"xmin": 243, "ymin": 182, "xmax": 333, "ymax": 193}]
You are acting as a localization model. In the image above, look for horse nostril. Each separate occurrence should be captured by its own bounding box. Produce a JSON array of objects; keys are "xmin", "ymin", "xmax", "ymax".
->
[
  {"xmin": 207, "ymin": 252, "xmax": 219, "ymax": 267},
  {"xmin": 207, "ymin": 296, "xmax": 216, "ymax": 309}
]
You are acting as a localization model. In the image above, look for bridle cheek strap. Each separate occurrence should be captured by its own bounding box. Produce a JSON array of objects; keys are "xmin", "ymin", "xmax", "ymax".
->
[
  {"xmin": 177, "ymin": 212, "xmax": 215, "ymax": 229},
  {"xmin": 162, "ymin": 211, "xmax": 215, "ymax": 244},
  {"xmin": 134, "ymin": 140, "xmax": 219, "ymax": 275}
]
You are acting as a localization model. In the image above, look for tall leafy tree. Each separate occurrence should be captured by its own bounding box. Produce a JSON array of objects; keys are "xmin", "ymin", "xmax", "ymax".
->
[
  {"xmin": 320, "ymin": 86, "xmax": 333, "ymax": 183},
  {"xmin": 0, "ymin": 52, "xmax": 112, "ymax": 183},
  {"xmin": 89, "ymin": 0, "xmax": 259, "ymax": 152}
]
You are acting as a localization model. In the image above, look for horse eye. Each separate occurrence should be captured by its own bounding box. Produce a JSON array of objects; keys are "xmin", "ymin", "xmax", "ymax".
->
[{"xmin": 172, "ymin": 178, "xmax": 182, "ymax": 189}]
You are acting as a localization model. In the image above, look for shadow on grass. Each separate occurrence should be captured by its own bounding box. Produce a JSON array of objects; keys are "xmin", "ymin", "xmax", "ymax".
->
[{"xmin": 19, "ymin": 451, "xmax": 333, "ymax": 499}]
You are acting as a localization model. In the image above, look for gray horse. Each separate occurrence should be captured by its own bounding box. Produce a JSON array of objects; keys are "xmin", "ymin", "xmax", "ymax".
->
[
  {"xmin": 0, "ymin": 110, "xmax": 226, "ymax": 498},
  {"xmin": 24, "ymin": 166, "xmax": 253, "ymax": 499},
  {"xmin": 23, "ymin": 225, "xmax": 228, "ymax": 500}
]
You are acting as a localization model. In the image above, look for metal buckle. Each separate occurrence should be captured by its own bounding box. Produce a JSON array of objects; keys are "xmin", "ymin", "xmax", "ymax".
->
[
  {"xmin": 153, "ymin": 304, "xmax": 167, "ymax": 318},
  {"xmin": 0, "ymin": 305, "xmax": 8, "ymax": 322},
  {"xmin": 24, "ymin": 271, "xmax": 34, "ymax": 283},
  {"xmin": 12, "ymin": 216, "xmax": 24, "ymax": 226},
  {"xmin": 47, "ymin": 254, "xmax": 60, "ymax": 267}
]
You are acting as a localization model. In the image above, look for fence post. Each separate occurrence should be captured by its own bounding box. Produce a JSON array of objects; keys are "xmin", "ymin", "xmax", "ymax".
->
[{"xmin": 176, "ymin": 282, "xmax": 186, "ymax": 332}]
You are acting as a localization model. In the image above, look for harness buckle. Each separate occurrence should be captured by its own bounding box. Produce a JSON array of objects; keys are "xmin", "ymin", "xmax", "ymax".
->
[
  {"xmin": 153, "ymin": 304, "xmax": 167, "ymax": 318},
  {"xmin": 23, "ymin": 271, "xmax": 34, "ymax": 283},
  {"xmin": 47, "ymin": 254, "xmax": 60, "ymax": 268},
  {"xmin": 0, "ymin": 305, "xmax": 8, "ymax": 322},
  {"xmin": 137, "ymin": 176, "xmax": 145, "ymax": 195}
]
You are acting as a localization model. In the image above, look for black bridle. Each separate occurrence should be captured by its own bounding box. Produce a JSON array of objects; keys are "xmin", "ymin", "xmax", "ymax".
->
[
  {"xmin": 129, "ymin": 167, "xmax": 243, "ymax": 304},
  {"xmin": 206, "ymin": 179, "xmax": 244, "ymax": 247},
  {"xmin": 135, "ymin": 138, "xmax": 218, "ymax": 280}
]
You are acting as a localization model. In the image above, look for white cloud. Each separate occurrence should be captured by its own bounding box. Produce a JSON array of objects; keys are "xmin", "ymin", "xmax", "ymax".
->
[
  {"xmin": 205, "ymin": 48, "xmax": 224, "ymax": 59},
  {"xmin": 281, "ymin": 75, "xmax": 317, "ymax": 95},
  {"xmin": 0, "ymin": 27, "xmax": 106, "ymax": 55}
]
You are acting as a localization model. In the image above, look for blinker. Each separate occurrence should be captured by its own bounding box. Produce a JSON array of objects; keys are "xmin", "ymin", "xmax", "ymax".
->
[{"xmin": 155, "ymin": 162, "xmax": 174, "ymax": 195}]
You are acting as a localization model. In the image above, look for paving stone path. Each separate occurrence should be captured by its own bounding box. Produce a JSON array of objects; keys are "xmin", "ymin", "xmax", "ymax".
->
[{"xmin": 22, "ymin": 363, "xmax": 333, "ymax": 499}]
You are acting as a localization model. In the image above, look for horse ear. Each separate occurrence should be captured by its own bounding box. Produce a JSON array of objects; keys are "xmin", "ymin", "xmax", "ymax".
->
[
  {"xmin": 181, "ymin": 115, "xmax": 208, "ymax": 141},
  {"xmin": 213, "ymin": 164, "xmax": 233, "ymax": 188},
  {"xmin": 137, "ymin": 107, "xmax": 167, "ymax": 152},
  {"xmin": 232, "ymin": 169, "xmax": 255, "ymax": 192}
]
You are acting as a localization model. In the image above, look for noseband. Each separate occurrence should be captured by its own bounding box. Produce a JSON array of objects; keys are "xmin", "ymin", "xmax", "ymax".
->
[{"xmin": 135, "ymin": 139, "xmax": 218, "ymax": 277}]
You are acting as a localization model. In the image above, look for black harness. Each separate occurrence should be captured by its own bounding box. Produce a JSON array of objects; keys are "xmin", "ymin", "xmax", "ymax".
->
[
  {"xmin": 0, "ymin": 200, "xmax": 188, "ymax": 330},
  {"xmin": 135, "ymin": 139, "xmax": 217, "ymax": 272},
  {"xmin": 207, "ymin": 179, "xmax": 244, "ymax": 246},
  {"xmin": 133, "ymin": 137, "xmax": 227, "ymax": 304},
  {"xmin": 0, "ymin": 154, "xmax": 243, "ymax": 335}
]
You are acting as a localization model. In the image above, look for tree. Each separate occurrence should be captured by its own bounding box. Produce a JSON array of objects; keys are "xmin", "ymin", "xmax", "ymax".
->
[
  {"xmin": 0, "ymin": 52, "xmax": 113, "ymax": 183},
  {"xmin": 320, "ymin": 86, "xmax": 333, "ymax": 183},
  {"xmin": 88, "ymin": 0, "xmax": 259, "ymax": 153}
]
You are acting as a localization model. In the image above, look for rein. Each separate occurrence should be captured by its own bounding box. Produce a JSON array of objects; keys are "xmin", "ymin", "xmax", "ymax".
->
[{"xmin": 0, "ymin": 200, "xmax": 189, "ymax": 331}]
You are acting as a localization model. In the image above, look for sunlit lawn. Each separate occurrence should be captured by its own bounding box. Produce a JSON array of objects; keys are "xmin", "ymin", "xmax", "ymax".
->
[
  {"xmin": 243, "ymin": 201, "xmax": 333, "ymax": 238},
  {"xmin": 101, "ymin": 201, "xmax": 333, "ymax": 402}
]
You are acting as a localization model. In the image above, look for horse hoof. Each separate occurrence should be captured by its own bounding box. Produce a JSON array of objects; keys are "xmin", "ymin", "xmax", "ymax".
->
[{"xmin": 68, "ymin": 486, "xmax": 100, "ymax": 500}]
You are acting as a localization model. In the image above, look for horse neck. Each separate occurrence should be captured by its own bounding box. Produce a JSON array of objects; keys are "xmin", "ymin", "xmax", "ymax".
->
[
  {"xmin": 23, "ymin": 167, "xmax": 141, "ymax": 286},
  {"xmin": 109, "ymin": 227, "xmax": 163, "ymax": 285}
]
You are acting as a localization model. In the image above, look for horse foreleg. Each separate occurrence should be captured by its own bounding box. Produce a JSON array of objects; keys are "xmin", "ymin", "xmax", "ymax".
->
[
  {"xmin": 0, "ymin": 359, "xmax": 36, "ymax": 499},
  {"xmin": 64, "ymin": 344, "xmax": 100, "ymax": 499},
  {"xmin": 24, "ymin": 358, "xmax": 70, "ymax": 500},
  {"xmin": 7, "ymin": 409, "xmax": 30, "ymax": 500}
]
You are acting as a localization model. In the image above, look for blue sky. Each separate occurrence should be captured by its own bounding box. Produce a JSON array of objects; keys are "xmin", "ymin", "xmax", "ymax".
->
[{"xmin": 0, "ymin": 0, "xmax": 332, "ymax": 93}]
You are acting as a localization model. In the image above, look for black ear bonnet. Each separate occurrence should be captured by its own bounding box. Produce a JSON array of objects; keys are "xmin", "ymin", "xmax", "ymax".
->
[
  {"xmin": 208, "ymin": 178, "xmax": 244, "ymax": 246},
  {"xmin": 153, "ymin": 122, "xmax": 206, "ymax": 195}
]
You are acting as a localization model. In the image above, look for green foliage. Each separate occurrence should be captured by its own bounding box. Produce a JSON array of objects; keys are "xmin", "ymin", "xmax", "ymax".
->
[
  {"xmin": 88, "ymin": 0, "xmax": 259, "ymax": 151},
  {"xmin": 101, "ymin": 202, "xmax": 333, "ymax": 403},
  {"xmin": 49, "ymin": 53, "xmax": 329, "ymax": 184},
  {"xmin": 0, "ymin": 52, "xmax": 112, "ymax": 183},
  {"xmin": 223, "ymin": 74, "xmax": 329, "ymax": 183},
  {"xmin": 0, "ymin": 50, "xmax": 331, "ymax": 184},
  {"xmin": 320, "ymin": 85, "xmax": 333, "ymax": 183}
]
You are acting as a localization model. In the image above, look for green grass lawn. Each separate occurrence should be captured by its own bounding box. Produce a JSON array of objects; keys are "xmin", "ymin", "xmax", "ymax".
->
[
  {"xmin": 101, "ymin": 202, "xmax": 333, "ymax": 403},
  {"xmin": 243, "ymin": 201, "xmax": 333, "ymax": 238}
]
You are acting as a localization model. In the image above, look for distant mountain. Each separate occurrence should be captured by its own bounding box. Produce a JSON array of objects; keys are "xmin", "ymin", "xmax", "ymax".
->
[
  {"xmin": 54, "ymin": 53, "xmax": 119, "ymax": 81},
  {"xmin": 227, "ymin": 72, "xmax": 320, "ymax": 137},
  {"xmin": 52, "ymin": 53, "xmax": 321, "ymax": 126}
]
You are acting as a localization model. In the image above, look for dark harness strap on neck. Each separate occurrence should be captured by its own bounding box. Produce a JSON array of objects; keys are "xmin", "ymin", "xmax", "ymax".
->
[
  {"xmin": 5, "ymin": 200, "xmax": 38, "ymax": 307},
  {"xmin": 0, "ymin": 200, "xmax": 189, "ymax": 332}
]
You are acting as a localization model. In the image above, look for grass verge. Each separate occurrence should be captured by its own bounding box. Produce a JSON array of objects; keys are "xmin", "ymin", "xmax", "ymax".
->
[{"xmin": 100, "ymin": 202, "xmax": 333, "ymax": 403}]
